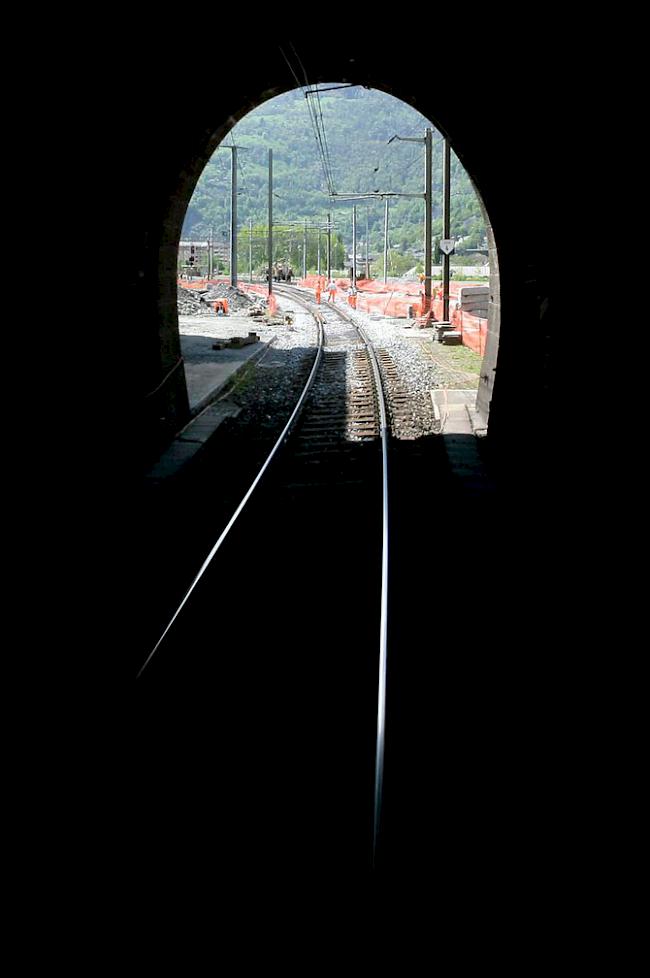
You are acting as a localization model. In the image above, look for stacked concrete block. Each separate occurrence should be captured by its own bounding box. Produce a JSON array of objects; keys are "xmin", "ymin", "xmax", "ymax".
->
[{"xmin": 457, "ymin": 286, "xmax": 489, "ymax": 318}]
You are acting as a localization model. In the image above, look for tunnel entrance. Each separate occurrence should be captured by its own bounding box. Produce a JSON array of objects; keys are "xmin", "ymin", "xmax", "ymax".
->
[
  {"xmin": 139, "ymin": 78, "xmax": 503, "ymax": 868},
  {"xmin": 147, "ymin": 79, "xmax": 500, "ymax": 457},
  {"xmin": 124, "ymin": 41, "xmax": 571, "ymax": 883}
]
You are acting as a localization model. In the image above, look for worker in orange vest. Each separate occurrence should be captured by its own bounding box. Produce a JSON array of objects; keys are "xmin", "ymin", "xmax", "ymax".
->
[
  {"xmin": 325, "ymin": 279, "xmax": 337, "ymax": 303},
  {"xmin": 315, "ymin": 281, "xmax": 322, "ymax": 304}
]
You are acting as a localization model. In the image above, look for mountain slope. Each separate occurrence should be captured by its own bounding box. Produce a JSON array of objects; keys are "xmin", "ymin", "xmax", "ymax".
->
[{"xmin": 183, "ymin": 86, "xmax": 486, "ymax": 269}]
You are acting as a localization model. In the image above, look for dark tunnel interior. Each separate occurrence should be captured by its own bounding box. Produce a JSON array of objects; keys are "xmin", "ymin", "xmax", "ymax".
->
[{"xmin": 46, "ymin": 32, "xmax": 607, "ymax": 916}]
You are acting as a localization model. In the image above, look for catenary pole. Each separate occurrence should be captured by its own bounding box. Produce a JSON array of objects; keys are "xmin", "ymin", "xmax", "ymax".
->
[
  {"xmin": 268, "ymin": 149, "xmax": 273, "ymax": 296},
  {"xmin": 365, "ymin": 206, "xmax": 369, "ymax": 279},
  {"xmin": 383, "ymin": 198, "xmax": 389, "ymax": 283},
  {"xmin": 327, "ymin": 211, "xmax": 331, "ymax": 280},
  {"xmin": 442, "ymin": 137, "xmax": 451, "ymax": 321},
  {"xmin": 249, "ymin": 217, "xmax": 253, "ymax": 282},
  {"xmin": 424, "ymin": 128, "xmax": 432, "ymax": 312},
  {"xmin": 336, "ymin": 129, "xmax": 432, "ymax": 288},
  {"xmin": 352, "ymin": 205, "xmax": 357, "ymax": 289},
  {"xmin": 230, "ymin": 146, "xmax": 238, "ymax": 286}
]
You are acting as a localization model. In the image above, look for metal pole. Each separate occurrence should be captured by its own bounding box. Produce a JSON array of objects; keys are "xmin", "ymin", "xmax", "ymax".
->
[
  {"xmin": 249, "ymin": 217, "xmax": 253, "ymax": 283},
  {"xmin": 303, "ymin": 219, "xmax": 307, "ymax": 279},
  {"xmin": 383, "ymin": 198, "xmax": 389, "ymax": 284},
  {"xmin": 425, "ymin": 128, "xmax": 433, "ymax": 313},
  {"xmin": 352, "ymin": 205, "xmax": 357, "ymax": 290},
  {"xmin": 230, "ymin": 146, "xmax": 238, "ymax": 287},
  {"xmin": 365, "ymin": 207, "xmax": 369, "ymax": 279},
  {"xmin": 327, "ymin": 211, "xmax": 331, "ymax": 280},
  {"xmin": 317, "ymin": 226, "xmax": 321, "ymax": 276},
  {"xmin": 442, "ymin": 137, "xmax": 451, "ymax": 321},
  {"xmin": 208, "ymin": 227, "xmax": 213, "ymax": 280},
  {"xmin": 268, "ymin": 149, "xmax": 273, "ymax": 296}
]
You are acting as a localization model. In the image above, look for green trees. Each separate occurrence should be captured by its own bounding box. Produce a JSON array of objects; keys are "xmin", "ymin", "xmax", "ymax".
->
[{"xmin": 233, "ymin": 224, "xmax": 346, "ymax": 277}]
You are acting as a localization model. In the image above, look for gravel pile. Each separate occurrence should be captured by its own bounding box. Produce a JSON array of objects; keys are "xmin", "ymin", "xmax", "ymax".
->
[
  {"xmin": 178, "ymin": 283, "xmax": 259, "ymax": 315},
  {"xmin": 202, "ymin": 283, "xmax": 256, "ymax": 312},
  {"xmin": 177, "ymin": 286, "xmax": 205, "ymax": 315}
]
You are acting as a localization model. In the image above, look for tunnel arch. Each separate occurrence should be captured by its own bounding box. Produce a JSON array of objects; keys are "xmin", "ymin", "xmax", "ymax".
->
[
  {"xmin": 150, "ymin": 78, "xmax": 502, "ymax": 451},
  {"xmin": 48, "ymin": 15, "xmax": 592, "ymax": 899}
]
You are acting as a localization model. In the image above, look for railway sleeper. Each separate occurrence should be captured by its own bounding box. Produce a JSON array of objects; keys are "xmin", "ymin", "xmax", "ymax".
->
[
  {"xmin": 292, "ymin": 447, "xmax": 361, "ymax": 459},
  {"xmin": 300, "ymin": 417, "xmax": 348, "ymax": 428}
]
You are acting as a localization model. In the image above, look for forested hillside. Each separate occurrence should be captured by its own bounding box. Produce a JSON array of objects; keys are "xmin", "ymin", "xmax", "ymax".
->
[{"xmin": 183, "ymin": 86, "xmax": 487, "ymax": 275}]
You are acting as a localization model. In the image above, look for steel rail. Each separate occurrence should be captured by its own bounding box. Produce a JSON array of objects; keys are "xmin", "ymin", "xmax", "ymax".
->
[
  {"xmin": 137, "ymin": 300, "xmax": 324, "ymax": 679},
  {"xmin": 354, "ymin": 317, "xmax": 390, "ymax": 869},
  {"xmin": 278, "ymin": 286, "xmax": 391, "ymax": 868}
]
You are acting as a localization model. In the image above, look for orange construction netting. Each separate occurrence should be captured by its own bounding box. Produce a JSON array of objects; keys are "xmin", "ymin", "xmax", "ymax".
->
[
  {"xmin": 298, "ymin": 276, "xmax": 487, "ymax": 352},
  {"xmin": 177, "ymin": 276, "xmax": 488, "ymax": 355}
]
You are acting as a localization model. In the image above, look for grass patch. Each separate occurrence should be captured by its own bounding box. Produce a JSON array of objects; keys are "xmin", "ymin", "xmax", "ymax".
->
[
  {"xmin": 442, "ymin": 345, "xmax": 482, "ymax": 375},
  {"xmin": 424, "ymin": 341, "xmax": 482, "ymax": 390}
]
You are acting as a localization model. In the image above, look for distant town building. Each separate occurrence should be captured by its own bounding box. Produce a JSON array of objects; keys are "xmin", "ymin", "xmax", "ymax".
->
[{"xmin": 178, "ymin": 240, "xmax": 230, "ymax": 273}]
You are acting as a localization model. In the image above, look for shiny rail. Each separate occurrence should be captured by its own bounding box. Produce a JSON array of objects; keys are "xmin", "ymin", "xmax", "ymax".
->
[
  {"xmin": 277, "ymin": 286, "xmax": 391, "ymax": 867},
  {"xmin": 137, "ymin": 299, "xmax": 324, "ymax": 679}
]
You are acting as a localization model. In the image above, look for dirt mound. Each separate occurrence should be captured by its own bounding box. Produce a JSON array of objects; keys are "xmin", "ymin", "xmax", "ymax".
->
[
  {"xmin": 178, "ymin": 283, "xmax": 257, "ymax": 315},
  {"xmin": 202, "ymin": 283, "xmax": 255, "ymax": 312},
  {"xmin": 177, "ymin": 286, "xmax": 205, "ymax": 315}
]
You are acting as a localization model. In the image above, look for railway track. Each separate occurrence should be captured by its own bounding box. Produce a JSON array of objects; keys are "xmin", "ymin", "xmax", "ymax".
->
[
  {"xmin": 137, "ymin": 283, "xmax": 394, "ymax": 867},
  {"xmin": 272, "ymin": 286, "xmax": 384, "ymax": 486},
  {"xmin": 128, "ymin": 284, "xmax": 515, "ymax": 882},
  {"xmin": 271, "ymin": 286, "xmax": 391, "ymax": 863},
  {"xmin": 131, "ymin": 286, "xmax": 501, "ymax": 878}
]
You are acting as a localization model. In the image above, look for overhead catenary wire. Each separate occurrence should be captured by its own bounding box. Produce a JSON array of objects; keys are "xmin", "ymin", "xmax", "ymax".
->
[
  {"xmin": 289, "ymin": 42, "xmax": 333, "ymax": 177},
  {"xmin": 279, "ymin": 43, "xmax": 336, "ymax": 198},
  {"xmin": 309, "ymin": 61, "xmax": 336, "ymax": 194}
]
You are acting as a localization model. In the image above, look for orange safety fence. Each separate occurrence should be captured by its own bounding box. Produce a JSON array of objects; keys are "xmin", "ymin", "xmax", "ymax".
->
[
  {"xmin": 236, "ymin": 282, "xmax": 267, "ymax": 297},
  {"xmin": 178, "ymin": 276, "xmax": 488, "ymax": 356},
  {"xmin": 297, "ymin": 276, "xmax": 487, "ymax": 353},
  {"xmin": 458, "ymin": 311, "xmax": 488, "ymax": 356},
  {"xmin": 178, "ymin": 277, "xmax": 211, "ymax": 290},
  {"xmin": 301, "ymin": 274, "xmax": 328, "ymax": 290}
]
